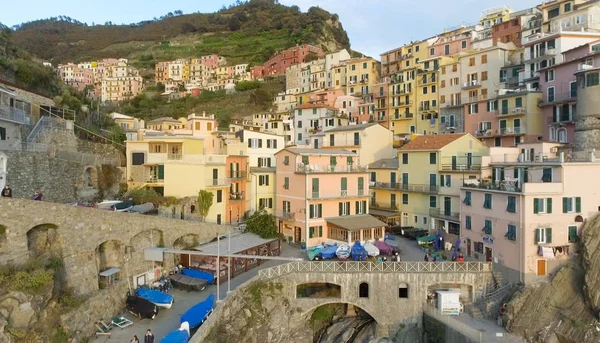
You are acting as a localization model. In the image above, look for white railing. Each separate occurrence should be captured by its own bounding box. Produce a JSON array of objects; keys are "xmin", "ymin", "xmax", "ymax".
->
[{"xmin": 258, "ymin": 261, "xmax": 491, "ymax": 280}]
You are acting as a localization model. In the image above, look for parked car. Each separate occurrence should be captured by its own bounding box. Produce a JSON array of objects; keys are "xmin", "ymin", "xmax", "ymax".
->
[{"xmin": 126, "ymin": 292, "xmax": 159, "ymax": 319}]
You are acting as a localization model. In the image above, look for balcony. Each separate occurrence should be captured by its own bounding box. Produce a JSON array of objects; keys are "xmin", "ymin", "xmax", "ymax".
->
[
  {"xmin": 393, "ymin": 112, "xmax": 414, "ymax": 120},
  {"xmin": 462, "ymin": 80, "xmax": 481, "ymax": 89},
  {"xmin": 295, "ymin": 164, "xmax": 368, "ymax": 174},
  {"xmin": 309, "ymin": 189, "xmax": 367, "ymax": 200},
  {"xmin": 462, "ymin": 95, "xmax": 488, "ymax": 104},
  {"xmin": 440, "ymin": 156, "xmax": 482, "ymax": 171},
  {"xmin": 527, "ymin": 48, "xmax": 556, "ymax": 63},
  {"xmin": 429, "ymin": 208, "xmax": 460, "ymax": 222},
  {"xmin": 418, "ymin": 77, "xmax": 437, "ymax": 86},
  {"xmin": 539, "ymin": 91, "xmax": 577, "ymax": 107},
  {"xmin": 168, "ymin": 154, "xmax": 182, "ymax": 160},
  {"xmin": 206, "ymin": 178, "xmax": 231, "ymax": 188},
  {"xmin": 370, "ymin": 201, "xmax": 399, "ymax": 212},
  {"xmin": 419, "ymin": 104, "xmax": 438, "ymax": 113},
  {"xmin": 228, "ymin": 170, "xmax": 248, "ymax": 179},
  {"xmin": 371, "ymin": 181, "xmax": 439, "ymax": 194},
  {"xmin": 0, "ymin": 104, "xmax": 32, "ymax": 125},
  {"xmin": 146, "ymin": 176, "xmax": 164, "ymax": 184},
  {"xmin": 499, "ymin": 126, "xmax": 526, "ymax": 135},
  {"xmin": 496, "ymin": 107, "xmax": 526, "ymax": 116},
  {"xmin": 229, "ymin": 191, "xmax": 244, "ymax": 201},
  {"xmin": 275, "ymin": 210, "xmax": 295, "ymax": 221}
]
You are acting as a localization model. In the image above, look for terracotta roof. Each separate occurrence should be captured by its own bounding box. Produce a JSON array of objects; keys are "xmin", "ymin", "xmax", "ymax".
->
[{"xmin": 399, "ymin": 134, "xmax": 467, "ymax": 151}]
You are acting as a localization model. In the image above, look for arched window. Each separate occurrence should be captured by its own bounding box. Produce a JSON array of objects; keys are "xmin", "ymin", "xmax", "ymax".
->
[
  {"xmin": 359, "ymin": 282, "xmax": 369, "ymax": 298},
  {"xmin": 399, "ymin": 282, "xmax": 409, "ymax": 298}
]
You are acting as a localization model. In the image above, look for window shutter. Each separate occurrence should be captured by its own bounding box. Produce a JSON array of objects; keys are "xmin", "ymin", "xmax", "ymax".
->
[
  {"xmin": 274, "ymin": 140, "xmax": 278, "ymax": 149},
  {"xmin": 562, "ymin": 197, "xmax": 568, "ymax": 213},
  {"xmin": 546, "ymin": 228, "xmax": 552, "ymax": 243},
  {"xmin": 346, "ymin": 202, "xmax": 350, "ymax": 214},
  {"xmin": 341, "ymin": 178, "xmax": 347, "ymax": 190},
  {"xmin": 266, "ymin": 175, "xmax": 269, "ymax": 185},
  {"xmin": 267, "ymin": 158, "xmax": 272, "ymax": 167},
  {"xmin": 362, "ymin": 201, "xmax": 367, "ymax": 212},
  {"xmin": 339, "ymin": 202, "xmax": 343, "ymax": 216},
  {"xmin": 258, "ymin": 158, "xmax": 263, "ymax": 168},
  {"xmin": 258, "ymin": 139, "xmax": 263, "ymax": 148},
  {"xmin": 310, "ymin": 205, "xmax": 314, "ymax": 218},
  {"xmin": 318, "ymin": 204, "xmax": 322, "ymax": 217},
  {"xmin": 513, "ymin": 168, "xmax": 519, "ymax": 178},
  {"xmin": 535, "ymin": 228, "xmax": 539, "ymax": 243},
  {"xmin": 546, "ymin": 198, "xmax": 552, "ymax": 214},
  {"xmin": 486, "ymin": 101, "xmax": 490, "ymax": 112},
  {"xmin": 492, "ymin": 168, "xmax": 497, "ymax": 181},
  {"xmin": 269, "ymin": 198, "xmax": 273, "ymax": 208},
  {"xmin": 534, "ymin": 198, "xmax": 539, "ymax": 214},
  {"xmin": 576, "ymin": 197, "xmax": 581, "ymax": 212},
  {"xmin": 356, "ymin": 201, "xmax": 359, "ymax": 214},
  {"xmin": 248, "ymin": 139, "xmax": 252, "ymax": 147},
  {"xmin": 358, "ymin": 177, "xmax": 364, "ymax": 190},
  {"xmin": 267, "ymin": 140, "xmax": 271, "ymax": 149}
]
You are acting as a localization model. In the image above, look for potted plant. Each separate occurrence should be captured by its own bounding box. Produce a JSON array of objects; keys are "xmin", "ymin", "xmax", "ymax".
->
[{"xmin": 300, "ymin": 240, "xmax": 306, "ymax": 250}]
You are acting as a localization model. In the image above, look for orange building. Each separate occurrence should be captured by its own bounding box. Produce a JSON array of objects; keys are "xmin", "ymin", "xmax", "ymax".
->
[{"xmin": 226, "ymin": 155, "xmax": 249, "ymax": 225}]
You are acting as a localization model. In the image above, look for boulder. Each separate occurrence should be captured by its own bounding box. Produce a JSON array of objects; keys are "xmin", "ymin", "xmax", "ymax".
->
[
  {"xmin": 10, "ymin": 302, "xmax": 35, "ymax": 329},
  {"xmin": 582, "ymin": 214, "xmax": 600, "ymax": 316}
]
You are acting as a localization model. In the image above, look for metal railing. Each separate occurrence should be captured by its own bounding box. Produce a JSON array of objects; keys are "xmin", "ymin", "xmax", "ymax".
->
[
  {"xmin": 206, "ymin": 179, "xmax": 231, "ymax": 187},
  {"xmin": 229, "ymin": 191, "xmax": 244, "ymax": 201},
  {"xmin": 496, "ymin": 107, "xmax": 526, "ymax": 116},
  {"xmin": 462, "ymin": 80, "xmax": 481, "ymax": 89},
  {"xmin": 371, "ymin": 182, "xmax": 439, "ymax": 194},
  {"xmin": 540, "ymin": 91, "xmax": 576, "ymax": 105},
  {"xmin": 429, "ymin": 208, "xmax": 460, "ymax": 221},
  {"xmin": 309, "ymin": 190, "xmax": 367, "ymax": 200},
  {"xmin": 258, "ymin": 261, "xmax": 492, "ymax": 280},
  {"xmin": 228, "ymin": 171, "xmax": 248, "ymax": 179},
  {"xmin": 499, "ymin": 126, "xmax": 526, "ymax": 135},
  {"xmin": 369, "ymin": 202, "xmax": 399, "ymax": 212},
  {"xmin": 274, "ymin": 210, "xmax": 295, "ymax": 221},
  {"xmin": 296, "ymin": 164, "xmax": 368, "ymax": 174},
  {"xmin": 0, "ymin": 103, "xmax": 31, "ymax": 125}
]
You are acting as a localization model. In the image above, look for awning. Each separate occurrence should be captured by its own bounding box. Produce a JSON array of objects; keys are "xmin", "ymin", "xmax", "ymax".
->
[
  {"xmin": 99, "ymin": 267, "xmax": 121, "ymax": 277},
  {"xmin": 369, "ymin": 209, "xmax": 401, "ymax": 218},
  {"xmin": 325, "ymin": 215, "xmax": 388, "ymax": 231},
  {"xmin": 194, "ymin": 232, "xmax": 277, "ymax": 255}
]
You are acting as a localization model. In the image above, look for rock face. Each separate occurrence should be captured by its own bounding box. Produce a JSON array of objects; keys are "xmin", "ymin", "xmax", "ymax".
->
[{"xmin": 505, "ymin": 213, "xmax": 600, "ymax": 343}]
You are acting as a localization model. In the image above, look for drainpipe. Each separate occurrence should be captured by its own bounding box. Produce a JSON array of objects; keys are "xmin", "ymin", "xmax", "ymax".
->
[
  {"xmin": 305, "ymin": 163, "xmax": 309, "ymax": 251},
  {"xmin": 519, "ymin": 194, "xmax": 524, "ymax": 284}
]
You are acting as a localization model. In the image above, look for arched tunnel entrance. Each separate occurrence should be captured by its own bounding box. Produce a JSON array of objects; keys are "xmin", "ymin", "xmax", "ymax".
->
[{"xmin": 310, "ymin": 303, "xmax": 377, "ymax": 343}]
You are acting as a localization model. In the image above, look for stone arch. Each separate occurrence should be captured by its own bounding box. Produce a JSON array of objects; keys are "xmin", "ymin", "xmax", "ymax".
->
[
  {"xmin": 296, "ymin": 282, "xmax": 342, "ymax": 298},
  {"xmin": 359, "ymin": 282, "xmax": 369, "ymax": 298},
  {"xmin": 95, "ymin": 239, "xmax": 125, "ymax": 273},
  {"xmin": 26, "ymin": 223, "xmax": 62, "ymax": 260},
  {"xmin": 304, "ymin": 301, "xmax": 380, "ymax": 325},
  {"xmin": 173, "ymin": 233, "xmax": 201, "ymax": 250},
  {"xmin": 83, "ymin": 166, "xmax": 98, "ymax": 187},
  {"xmin": 130, "ymin": 229, "xmax": 165, "ymax": 252}
]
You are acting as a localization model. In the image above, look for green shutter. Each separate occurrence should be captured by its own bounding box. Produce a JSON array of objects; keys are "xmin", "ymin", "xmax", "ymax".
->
[
  {"xmin": 534, "ymin": 198, "xmax": 539, "ymax": 214},
  {"xmin": 341, "ymin": 177, "xmax": 347, "ymax": 190},
  {"xmin": 309, "ymin": 205, "xmax": 314, "ymax": 218},
  {"xmin": 157, "ymin": 165, "xmax": 164, "ymax": 179},
  {"xmin": 563, "ymin": 197, "xmax": 568, "ymax": 213},
  {"xmin": 356, "ymin": 201, "xmax": 360, "ymax": 214},
  {"xmin": 302, "ymin": 156, "xmax": 309, "ymax": 164},
  {"xmin": 535, "ymin": 228, "xmax": 540, "ymax": 242},
  {"xmin": 547, "ymin": 198, "xmax": 552, "ymax": 214},
  {"xmin": 546, "ymin": 228, "xmax": 552, "ymax": 243},
  {"xmin": 362, "ymin": 201, "xmax": 367, "ymax": 212},
  {"xmin": 514, "ymin": 168, "xmax": 519, "ymax": 178},
  {"xmin": 492, "ymin": 168, "xmax": 497, "ymax": 182},
  {"xmin": 569, "ymin": 226, "xmax": 578, "ymax": 243},
  {"xmin": 312, "ymin": 178, "xmax": 319, "ymax": 192},
  {"xmin": 319, "ymin": 226, "xmax": 322, "ymax": 237},
  {"xmin": 576, "ymin": 197, "xmax": 582, "ymax": 212},
  {"xmin": 358, "ymin": 177, "xmax": 364, "ymax": 190},
  {"xmin": 330, "ymin": 156, "xmax": 337, "ymax": 165},
  {"xmin": 339, "ymin": 202, "xmax": 343, "ymax": 216},
  {"xmin": 318, "ymin": 204, "xmax": 322, "ymax": 217}
]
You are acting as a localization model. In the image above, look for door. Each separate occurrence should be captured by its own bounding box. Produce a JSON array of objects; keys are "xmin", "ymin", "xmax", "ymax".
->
[
  {"xmin": 402, "ymin": 173, "xmax": 409, "ymax": 190},
  {"xmin": 213, "ymin": 168, "xmax": 218, "ymax": 186},
  {"xmin": 537, "ymin": 259, "xmax": 546, "ymax": 276},
  {"xmin": 513, "ymin": 118, "xmax": 521, "ymax": 134},
  {"xmin": 157, "ymin": 165, "xmax": 165, "ymax": 180},
  {"xmin": 451, "ymin": 156, "xmax": 457, "ymax": 170},
  {"xmin": 402, "ymin": 214, "xmax": 409, "ymax": 226},
  {"xmin": 294, "ymin": 227, "xmax": 302, "ymax": 243},
  {"xmin": 429, "ymin": 174, "xmax": 437, "ymax": 192},
  {"xmin": 444, "ymin": 197, "xmax": 451, "ymax": 216},
  {"xmin": 390, "ymin": 172, "xmax": 397, "ymax": 188},
  {"xmin": 314, "ymin": 139, "xmax": 319, "ymax": 149},
  {"xmin": 485, "ymin": 247, "xmax": 493, "ymax": 262},
  {"xmin": 466, "ymin": 239, "xmax": 471, "ymax": 257},
  {"xmin": 499, "ymin": 120, "xmax": 507, "ymax": 134},
  {"xmin": 466, "ymin": 153, "xmax": 473, "ymax": 169}
]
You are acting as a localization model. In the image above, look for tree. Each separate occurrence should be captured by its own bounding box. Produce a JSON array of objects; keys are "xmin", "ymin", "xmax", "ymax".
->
[
  {"xmin": 197, "ymin": 190, "xmax": 214, "ymax": 222},
  {"xmin": 156, "ymin": 82, "xmax": 165, "ymax": 92},
  {"xmin": 228, "ymin": 16, "xmax": 241, "ymax": 31},
  {"xmin": 246, "ymin": 209, "xmax": 278, "ymax": 239}
]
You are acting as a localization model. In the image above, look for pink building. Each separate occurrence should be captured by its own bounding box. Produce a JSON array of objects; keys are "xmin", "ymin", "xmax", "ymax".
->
[
  {"xmin": 538, "ymin": 40, "xmax": 600, "ymax": 144},
  {"xmin": 429, "ymin": 28, "xmax": 473, "ymax": 58},
  {"xmin": 261, "ymin": 44, "xmax": 324, "ymax": 76},
  {"xmin": 250, "ymin": 66, "xmax": 264, "ymax": 80},
  {"xmin": 334, "ymin": 95, "xmax": 360, "ymax": 120},
  {"xmin": 307, "ymin": 89, "xmax": 344, "ymax": 107},
  {"xmin": 199, "ymin": 54, "xmax": 224, "ymax": 69},
  {"xmin": 460, "ymin": 143, "xmax": 600, "ymax": 284},
  {"xmin": 275, "ymin": 148, "xmax": 386, "ymax": 247}
]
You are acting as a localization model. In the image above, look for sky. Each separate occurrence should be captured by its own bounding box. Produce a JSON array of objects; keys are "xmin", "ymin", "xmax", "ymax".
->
[{"xmin": 0, "ymin": 0, "xmax": 543, "ymax": 60}]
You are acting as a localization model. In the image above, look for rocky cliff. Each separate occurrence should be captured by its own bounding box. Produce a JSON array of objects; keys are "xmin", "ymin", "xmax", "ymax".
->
[{"xmin": 504, "ymin": 214, "xmax": 600, "ymax": 343}]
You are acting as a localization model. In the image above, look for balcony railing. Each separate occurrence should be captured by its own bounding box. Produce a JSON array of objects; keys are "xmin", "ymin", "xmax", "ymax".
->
[
  {"xmin": 229, "ymin": 191, "xmax": 244, "ymax": 201},
  {"xmin": 499, "ymin": 126, "xmax": 526, "ymax": 135},
  {"xmin": 206, "ymin": 178, "xmax": 231, "ymax": 187},
  {"xmin": 296, "ymin": 164, "xmax": 368, "ymax": 174},
  {"xmin": 419, "ymin": 104, "xmax": 438, "ymax": 112},
  {"xmin": 496, "ymin": 107, "xmax": 526, "ymax": 116},
  {"xmin": 440, "ymin": 156, "xmax": 482, "ymax": 171},
  {"xmin": 0, "ymin": 104, "xmax": 32, "ymax": 125},
  {"xmin": 275, "ymin": 210, "xmax": 295, "ymax": 221},
  {"xmin": 168, "ymin": 154, "xmax": 182, "ymax": 160},
  {"xmin": 462, "ymin": 180, "xmax": 522, "ymax": 193},
  {"xmin": 370, "ymin": 201, "xmax": 399, "ymax": 212},
  {"xmin": 371, "ymin": 181, "xmax": 439, "ymax": 194},
  {"xmin": 324, "ymin": 139, "xmax": 361, "ymax": 147},
  {"xmin": 228, "ymin": 170, "xmax": 248, "ymax": 179},
  {"xmin": 462, "ymin": 80, "xmax": 481, "ymax": 89},
  {"xmin": 539, "ymin": 91, "xmax": 577, "ymax": 106},
  {"xmin": 429, "ymin": 208, "xmax": 460, "ymax": 222},
  {"xmin": 309, "ymin": 189, "xmax": 367, "ymax": 200},
  {"xmin": 147, "ymin": 176, "xmax": 164, "ymax": 184}
]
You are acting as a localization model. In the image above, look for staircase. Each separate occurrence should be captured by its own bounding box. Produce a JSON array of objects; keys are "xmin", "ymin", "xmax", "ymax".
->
[{"xmin": 463, "ymin": 300, "xmax": 484, "ymax": 320}]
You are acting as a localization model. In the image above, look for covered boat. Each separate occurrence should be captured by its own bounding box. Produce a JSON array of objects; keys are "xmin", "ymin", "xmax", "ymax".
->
[
  {"xmin": 307, "ymin": 245, "xmax": 324, "ymax": 260},
  {"xmin": 351, "ymin": 241, "xmax": 367, "ymax": 261},
  {"xmin": 375, "ymin": 240, "xmax": 395, "ymax": 255},
  {"xmin": 96, "ymin": 200, "xmax": 122, "ymax": 210},
  {"xmin": 130, "ymin": 202, "xmax": 155, "ymax": 214},
  {"xmin": 417, "ymin": 234, "xmax": 436, "ymax": 245},
  {"xmin": 319, "ymin": 245, "xmax": 337, "ymax": 260},
  {"xmin": 363, "ymin": 242, "xmax": 380, "ymax": 257},
  {"xmin": 136, "ymin": 288, "xmax": 174, "ymax": 309},
  {"xmin": 181, "ymin": 294, "xmax": 215, "ymax": 329},
  {"xmin": 160, "ymin": 322, "xmax": 190, "ymax": 343},
  {"xmin": 170, "ymin": 273, "xmax": 208, "ymax": 291},
  {"xmin": 336, "ymin": 244, "xmax": 351, "ymax": 260},
  {"xmin": 126, "ymin": 293, "xmax": 159, "ymax": 319},
  {"xmin": 181, "ymin": 268, "xmax": 215, "ymax": 284},
  {"xmin": 113, "ymin": 200, "xmax": 133, "ymax": 212}
]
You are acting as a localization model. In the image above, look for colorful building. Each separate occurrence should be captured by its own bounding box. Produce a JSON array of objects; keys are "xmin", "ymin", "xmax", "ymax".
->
[
  {"xmin": 317, "ymin": 123, "xmax": 394, "ymax": 165},
  {"xmin": 261, "ymin": 44, "xmax": 323, "ymax": 77}
]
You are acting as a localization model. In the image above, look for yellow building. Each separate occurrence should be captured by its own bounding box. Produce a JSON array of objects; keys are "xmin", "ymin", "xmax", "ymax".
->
[
  {"xmin": 479, "ymin": 6, "xmax": 514, "ymax": 28},
  {"xmin": 344, "ymin": 57, "xmax": 380, "ymax": 97},
  {"xmin": 331, "ymin": 64, "xmax": 347, "ymax": 90},
  {"xmin": 370, "ymin": 134, "xmax": 488, "ymax": 240},
  {"xmin": 146, "ymin": 117, "xmax": 184, "ymax": 131}
]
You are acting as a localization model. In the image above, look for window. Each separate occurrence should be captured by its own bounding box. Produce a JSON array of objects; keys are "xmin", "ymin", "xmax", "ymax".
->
[
  {"xmin": 570, "ymin": 81, "xmax": 577, "ymax": 98},
  {"xmin": 430, "ymin": 48, "xmax": 435, "ymax": 56},
  {"xmin": 423, "ymin": 217, "xmax": 428, "ymax": 225},
  {"xmin": 569, "ymin": 226, "xmax": 579, "ymax": 243},
  {"xmin": 258, "ymin": 157, "xmax": 271, "ymax": 167},
  {"xmin": 309, "ymin": 226, "xmax": 323, "ymax": 238},
  {"xmin": 248, "ymin": 138, "xmax": 262, "ymax": 148},
  {"xmin": 297, "ymin": 133, "xmax": 302, "ymax": 141},
  {"xmin": 429, "ymin": 196, "xmax": 437, "ymax": 208},
  {"xmin": 542, "ymin": 168, "xmax": 552, "ymax": 182},
  {"xmin": 483, "ymin": 193, "xmax": 492, "ymax": 209},
  {"xmin": 480, "ymin": 71, "xmax": 488, "ymax": 81},
  {"xmin": 533, "ymin": 197, "xmax": 552, "ymax": 214},
  {"xmin": 545, "ymin": 69, "xmax": 555, "ymax": 82},
  {"xmin": 302, "ymin": 156, "xmax": 309, "ymax": 165},
  {"xmin": 217, "ymin": 214, "xmax": 221, "ymax": 225},
  {"xmin": 463, "ymin": 191, "xmax": 472, "ymax": 206},
  {"xmin": 465, "ymin": 216, "xmax": 471, "ymax": 230},
  {"xmin": 131, "ymin": 152, "xmax": 145, "ymax": 165},
  {"xmin": 266, "ymin": 139, "xmax": 278, "ymax": 149},
  {"xmin": 440, "ymin": 175, "xmax": 451, "ymax": 187},
  {"xmin": 468, "ymin": 103, "xmax": 479, "ymax": 114},
  {"xmin": 283, "ymin": 177, "xmax": 290, "ymax": 189},
  {"xmin": 422, "ymin": 87, "xmax": 428, "ymax": 95},
  {"xmin": 564, "ymin": 3, "xmax": 571, "ymax": 12},
  {"xmin": 547, "ymin": 87, "xmax": 555, "ymax": 102},
  {"xmin": 258, "ymin": 175, "xmax": 270, "ymax": 186},
  {"xmin": 507, "ymin": 196, "xmax": 516, "ymax": 213},
  {"xmin": 402, "ymin": 194, "xmax": 409, "ymax": 205},
  {"xmin": 506, "ymin": 225, "xmax": 517, "ymax": 241},
  {"xmin": 259, "ymin": 198, "xmax": 273, "ymax": 209},
  {"xmin": 469, "ymin": 57, "xmax": 475, "ymax": 66},
  {"xmin": 461, "ymin": 40, "xmax": 467, "ymax": 49},
  {"xmin": 283, "ymin": 156, "xmax": 290, "ymax": 165},
  {"xmin": 586, "ymin": 72, "xmax": 599, "ymax": 87},
  {"xmin": 481, "ymin": 55, "xmax": 488, "ymax": 64},
  {"xmin": 483, "ymin": 220, "xmax": 492, "ymax": 234},
  {"xmin": 0, "ymin": 127, "xmax": 5, "ymax": 140},
  {"xmin": 402, "ymin": 153, "xmax": 408, "ymax": 164},
  {"xmin": 359, "ymin": 282, "xmax": 369, "ymax": 298},
  {"xmin": 536, "ymin": 227, "xmax": 552, "ymax": 244},
  {"xmin": 474, "ymin": 242, "xmax": 484, "ymax": 254},
  {"xmin": 562, "ymin": 197, "xmax": 582, "ymax": 213},
  {"xmin": 431, "ymin": 85, "xmax": 436, "ymax": 93},
  {"xmin": 309, "ymin": 204, "xmax": 323, "ymax": 218},
  {"xmin": 355, "ymin": 200, "xmax": 367, "ymax": 214},
  {"xmin": 217, "ymin": 190, "xmax": 223, "ymax": 203},
  {"xmin": 399, "ymin": 284, "xmax": 409, "ymax": 298},
  {"xmin": 339, "ymin": 202, "xmax": 350, "ymax": 216},
  {"xmin": 429, "ymin": 152, "xmax": 436, "ymax": 164},
  {"xmin": 298, "ymin": 121, "xmax": 303, "ymax": 128}
]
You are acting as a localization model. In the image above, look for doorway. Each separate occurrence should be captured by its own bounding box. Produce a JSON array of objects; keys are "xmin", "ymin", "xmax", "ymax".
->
[
  {"xmin": 537, "ymin": 259, "xmax": 546, "ymax": 276},
  {"xmin": 485, "ymin": 247, "xmax": 493, "ymax": 262},
  {"xmin": 212, "ymin": 168, "xmax": 218, "ymax": 186},
  {"xmin": 466, "ymin": 239, "xmax": 471, "ymax": 257},
  {"xmin": 294, "ymin": 227, "xmax": 302, "ymax": 243}
]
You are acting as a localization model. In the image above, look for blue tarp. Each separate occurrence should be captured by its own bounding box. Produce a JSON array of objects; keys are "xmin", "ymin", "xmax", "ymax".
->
[
  {"xmin": 136, "ymin": 288, "xmax": 174, "ymax": 306},
  {"xmin": 319, "ymin": 245, "xmax": 337, "ymax": 259},
  {"xmin": 182, "ymin": 268, "xmax": 215, "ymax": 284},
  {"xmin": 160, "ymin": 329, "xmax": 189, "ymax": 343},
  {"xmin": 181, "ymin": 294, "xmax": 215, "ymax": 328},
  {"xmin": 351, "ymin": 241, "xmax": 367, "ymax": 261}
]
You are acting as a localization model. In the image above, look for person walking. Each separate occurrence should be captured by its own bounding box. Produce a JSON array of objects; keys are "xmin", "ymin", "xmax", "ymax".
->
[
  {"xmin": 1, "ymin": 185, "xmax": 12, "ymax": 198},
  {"xmin": 144, "ymin": 329, "xmax": 155, "ymax": 343},
  {"xmin": 32, "ymin": 189, "xmax": 43, "ymax": 201},
  {"xmin": 130, "ymin": 335, "xmax": 140, "ymax": 343}
]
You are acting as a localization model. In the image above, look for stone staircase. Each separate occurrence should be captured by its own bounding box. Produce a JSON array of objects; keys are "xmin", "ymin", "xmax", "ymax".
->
[{"xmin": 463, "ymin": 300, "xmax": 485, "ymax": 320}]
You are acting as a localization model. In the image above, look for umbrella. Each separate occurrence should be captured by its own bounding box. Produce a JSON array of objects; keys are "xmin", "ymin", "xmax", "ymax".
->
[{"xmin": 452, "ymin": 237, "xmax": 462, "ymax": 259}]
